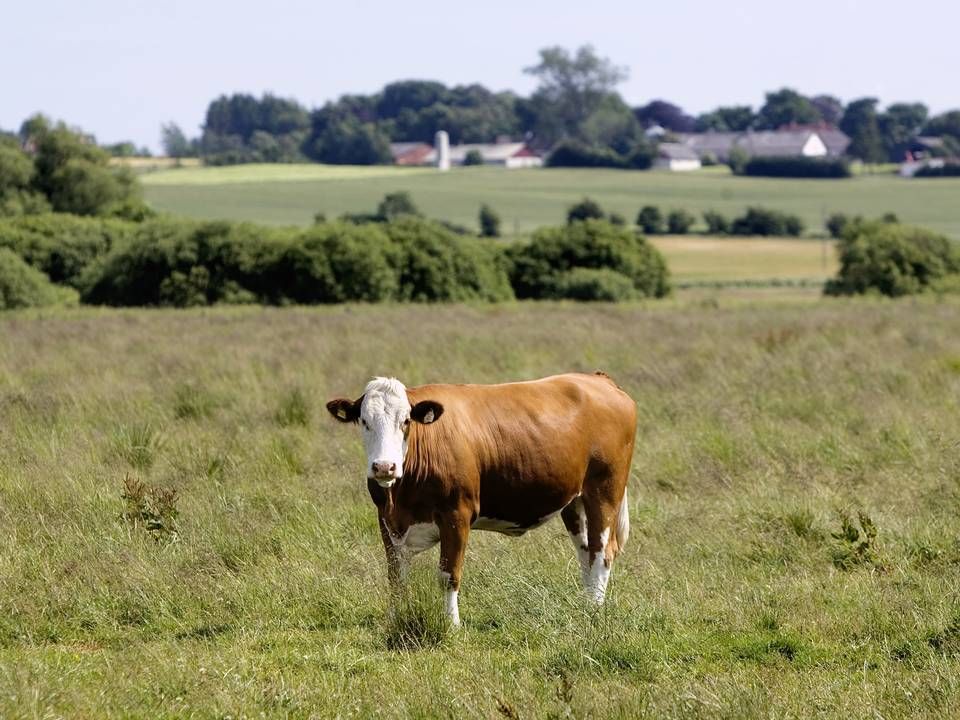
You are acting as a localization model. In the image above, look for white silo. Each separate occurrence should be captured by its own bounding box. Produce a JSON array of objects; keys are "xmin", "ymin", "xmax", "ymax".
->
[{"xmin": 435, "ymin": 130, "xmax": 450, "ymax": 171}]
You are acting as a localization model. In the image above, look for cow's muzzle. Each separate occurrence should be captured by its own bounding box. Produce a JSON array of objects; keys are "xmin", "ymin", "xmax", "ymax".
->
[{"xmin": 371, "ymin": 461, "xmax": 398, "ymax": 487}]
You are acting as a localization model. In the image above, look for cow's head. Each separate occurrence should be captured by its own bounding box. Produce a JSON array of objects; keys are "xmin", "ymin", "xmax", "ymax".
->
[{"xmin": 326, "ymin": 377, "xmax": 443, "ymax": 487}]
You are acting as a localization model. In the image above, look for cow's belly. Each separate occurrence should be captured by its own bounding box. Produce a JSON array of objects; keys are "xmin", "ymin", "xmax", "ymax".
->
[{"xmin": 472, "ymin": 508, "xmax": 564, "ymax": 536}]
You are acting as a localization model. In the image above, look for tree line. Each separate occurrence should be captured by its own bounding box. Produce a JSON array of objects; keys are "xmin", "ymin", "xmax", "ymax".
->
[{"xmin": 149, "ymin": 46, "xmax": 960, "ymax": 166}]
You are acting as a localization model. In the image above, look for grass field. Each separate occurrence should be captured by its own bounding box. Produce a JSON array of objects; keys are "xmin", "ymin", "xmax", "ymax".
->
[
  {"xmin": 3, "ymin": 300, "xmax": 960, "ymax": 718},
  {"xmin": 142, "ymin": 164, "xmax": 960, "ymax": 239}
]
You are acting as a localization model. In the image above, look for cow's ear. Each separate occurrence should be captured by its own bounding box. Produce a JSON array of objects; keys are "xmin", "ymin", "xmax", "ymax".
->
[
  {"xmin": 326, "ymin": 397, "xmax": 362, "ymax": 423},
  {"xmin": 410, "ymin": 400, "xmax": 444, "ymax": 425}
]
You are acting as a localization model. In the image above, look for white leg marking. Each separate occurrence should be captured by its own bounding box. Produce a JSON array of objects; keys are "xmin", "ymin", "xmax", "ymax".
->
[
  {"xmin": 586, "ymin": 527, "xmax": 611, "ymax": 604},
  {"xmin": 438, "ymin": 570, "xmax": 460, "ymax": 626},
  {"xmin": 566, "ymin": 499, "xmax": 591, "ymax": 588}
]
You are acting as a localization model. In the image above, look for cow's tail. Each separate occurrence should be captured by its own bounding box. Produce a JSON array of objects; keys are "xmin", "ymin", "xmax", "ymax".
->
[{"xmin": 615, "ymin": 486, "xmax": 630, "ymax": 551}]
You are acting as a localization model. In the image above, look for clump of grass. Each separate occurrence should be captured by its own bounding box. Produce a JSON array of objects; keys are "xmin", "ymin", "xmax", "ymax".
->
[
  {"xmin": 830, "ymin": 509, "xmax": 885, "ymax": 570},
  {"xmin": 927, "ymin": 617, "xmax": 960, "ymax": 656},
  {"xmin": 275, "ymin": 387, "xmax": 310, "ymax": 427},
  {"xmin": 784, "ymin": 508, "xmax": 819, "ymax": 540},
  {"xmin": 113, "ymin": 422, "xmax": 165, "ymax": 470},
  {"xmin": 384, "ymin": 575, "xmax": 451, "ymax": 651},
  {"xmin": 172, "ymin": 382, "xmax": 219, "ymax": 420},
  {"xmin": 120, "ymin": 475, "xmax": 179, "ymax": 539}
]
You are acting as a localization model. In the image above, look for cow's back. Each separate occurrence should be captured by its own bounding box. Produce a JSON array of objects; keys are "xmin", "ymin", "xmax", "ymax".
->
[{"xmin": 405, "ymin": 373, "xmax": 636, "ymax": 528}]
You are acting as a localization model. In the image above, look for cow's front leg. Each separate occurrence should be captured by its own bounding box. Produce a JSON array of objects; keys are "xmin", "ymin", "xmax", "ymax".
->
[
  {"xmin": 377, "ymin": 515, "xmax": 408, "ymax": 593},
  {"xmin": 437, "ymin": 510, "xmax": 471, "ymax": 627}
]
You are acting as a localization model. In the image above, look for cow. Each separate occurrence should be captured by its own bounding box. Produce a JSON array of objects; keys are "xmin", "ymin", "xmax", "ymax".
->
[{"xmin": 326, "ymin": 372, "xmax": 637, "ymax": 626}]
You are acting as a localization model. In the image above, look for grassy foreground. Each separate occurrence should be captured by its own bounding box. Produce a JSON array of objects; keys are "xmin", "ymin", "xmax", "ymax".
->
[
  {"xmin": 2, "ymin": 300, "xmax": 960, "ymax": 718},
  {"xmin": 142, "ymin": 164, "xmax": 960, "ymax": 239}
]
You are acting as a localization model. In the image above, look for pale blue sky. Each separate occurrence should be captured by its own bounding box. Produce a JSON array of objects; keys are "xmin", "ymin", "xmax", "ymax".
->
[{"xmin": 4, "ymin": 0, "xmax": 958, "ymax": 152}]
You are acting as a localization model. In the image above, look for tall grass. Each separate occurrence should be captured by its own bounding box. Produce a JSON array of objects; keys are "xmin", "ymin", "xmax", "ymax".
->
[{"xmin": 1, "ymin": 299, "xmax": 959, "ymax": 717}]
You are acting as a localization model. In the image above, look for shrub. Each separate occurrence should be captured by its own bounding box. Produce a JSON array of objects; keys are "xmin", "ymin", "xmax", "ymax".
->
[
  {"xmin": 703, "ymin": 210, "xmax": 730, "ymax": 235},
  {"xmin": 567, "ymin": 198, "xmax": 605, "ymax": 224},
  {"xmin": 667, "ymin": 209, "xmax": 696, "ymax": 234},
  {"xmin": 0, "ymin": 213, "xmax": 135, "ymax": 287},
  {"xmin": 608, "ymin": 212, "xmax": 626, "ymax": 227},
  {"xmin": 547, "ymin": 140, "xmax": 625, "ymax": 169},
  {"xmin": 730, "ymin": 207, "xmax": 805, "ymax": 237},
  {"xmin": 727, "ymin": 146, "xmax": 749, "ymax": 174},
  {"xmin": 914, "ymin": 162, "xmax": 960, "ymax": 177},
  {"xmin": 507, "ymin": 219, "xmax": 670, "ymax": 300},
  {"xmin": 0, "ymin": 247, "xmax": 76, "ymax": 309},
  {"xmin": 463, "ymin": 149, "xmax": 484, "ymax": 166},
  {"xmin": 826, "ymin": 213, "xmax": 852, "ymax": 239},
  {"xmin": 825, "ymin": 220, "xmax": 960, "ymax": 297},
  {"xmin": 636, "ymin": 205, "xmax": 664, "ymax": 234},
  {"xmin": 377, "ymin": 191, "xmax": 421, "ymax": 221},
  {"xmin": 384, "ymin": 217, "xmax": 513, "ymax": 302},
  {"xmin": 552, "ymin": 267, "xmax": 637, "ymax": 301},
  {"xmin": 478, "ymin": 204, "xmax": 501, "ymax": 237},
  {"xmin": 740, "ymin": 156, "xmax": 852, "ymax": 178}
]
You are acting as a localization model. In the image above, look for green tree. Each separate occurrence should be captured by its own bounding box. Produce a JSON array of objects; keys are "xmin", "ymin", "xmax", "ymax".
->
[
  {"xmin": 840, "ymin": 98, "xmax": 885, "ymax": 163},
  {"xmin": 879, "ymin": 103, "xmax": 928, "ymax": 160},
  {"xmin": 524, "ymin": 45, "xmax": 628, "ymax": 144},
  {"xmin": 636, "ymin": 205, "xmax": 664, "ymax": 234},
  {"xmin": 567, "ymin": 197, "xmax": 605, "ymax": 224},
  {"xmin": 754, "ymin": 88, "xmax": 821, "ymax": 129},
  {"xmin": 377, "ymin": 191, "xmax": 421, "ymax": 220},
  {"xmin": 478, "ymin": 204, "xmax": 501, "ymax": 237},
  {"xmin": 31, "ymin": 124, "xmax": 144, "ymax": 216},
  {"xmin": 811, "ymin": 95, "xmax": 844, "ymax": 125},
  {"xmin": 307, "ymin": 117, "xmax": 392, "ymax": 165},
  {"xmin": 667, "ymin": 209, "xmax": 695, "ymax": 234},
  {"xmin": 463, "ymin": 149, "xmax": 484, "ymax": 166},
  {"xmin": 924, "ymin": 111, "xmax": 960, "ymax": 142},
  {"xmin": 161, "ymin": 123, "xmax": 197, "ymax": 158},
  {"xmin": 695, "ymin": 105, "xmax": 754, "ymax": 132}
]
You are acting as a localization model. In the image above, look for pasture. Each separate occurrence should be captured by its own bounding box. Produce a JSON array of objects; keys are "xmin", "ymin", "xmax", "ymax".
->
[
  {"xmin": 2, "ymin": 299, "xmax": 960, "ymax": 718},
  {"xmin": 142, "ymin": 164, "xmax": 960, "ymax": 240}
]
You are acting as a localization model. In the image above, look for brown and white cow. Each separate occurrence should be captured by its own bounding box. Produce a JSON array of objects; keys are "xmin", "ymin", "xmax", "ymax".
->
[{"xmin": 326, "ymin": 372, "xmax": 637, "ymax": 626}]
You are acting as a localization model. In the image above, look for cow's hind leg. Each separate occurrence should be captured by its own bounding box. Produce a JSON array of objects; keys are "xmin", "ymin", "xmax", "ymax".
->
[
  {"xmin": 578, "ymin": 461, "xmax": 630, "ymax": 604},
  {"xmin": 561, "ymin": 496, "xmax": 591, "ymax": 589}
]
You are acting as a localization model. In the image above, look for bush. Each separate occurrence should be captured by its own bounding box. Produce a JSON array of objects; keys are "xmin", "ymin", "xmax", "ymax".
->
[
  {"xmin": 552, "ymin": 267, "xmax": 637, "ymax": 301},
  {"xmin": 507, "ymin": 219, "xmax": 670, "ymax": 300},
  {"xmin": 667, "ymin": 209, "xmax": 696, "ymax": 234},
  {"xmin": 463, "ymin": 149, "xmax": 484, "ymax": 166},
  {"xmin": 547, "ymin": 140, "xmax": 626, "ymax": 169},
  {"xmin": 727, "ymin": 146, "xmax": 749, "ymax": 175},
  {"xmin": 730, "ymin": 207, "xmax": 805, "ymax": 237},
  {"xmin": 703, "ymin": 210, "xmax": 730, "ymax": 235},
  {"xmin": 913, "ymin": 162, "xmax": 960, "ymax": 177},
  {"xmin": 478, "ymin": 204, "xmax": 501, "ymax": 237},
  {"xmin": 0, "ymin": 247, "xmax": 76, "ymax": 309},
  {"xmin": 636, "ymin": 205, "xmax": 664, "ymax": 234},
  {"xmin": 567, "ymin": 198, "xmax": 605, "ymax": 224},
  {"xmin": 608, "ymin": 212, "xmax": 626, "ymax": 227},
  {"xmin": 826, "ymin": 213, "xmax": 851, "ymax": 239},
  {"xmin": 0, "ymin": 213, "xmax": 135, "ymax": 287},
  {"xmin": 377, "ymin": 191, "xmax": 421, "ymax": 221},
  {"xmin": 825, "ymin": 221, "xmax": 960, "ymax": 297},
  {"xmin": 384, "ymin": 217, "xmax": 513, "ymax": 302},
  {"xmin": 739, "ymin": 156, "xmax": 852, "ymax": 178}
]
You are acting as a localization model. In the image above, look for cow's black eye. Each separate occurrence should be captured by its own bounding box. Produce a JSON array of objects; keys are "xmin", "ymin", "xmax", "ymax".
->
[{"xmin": 361, "ymin": 419, "xmax": 369, "ymax": 430}]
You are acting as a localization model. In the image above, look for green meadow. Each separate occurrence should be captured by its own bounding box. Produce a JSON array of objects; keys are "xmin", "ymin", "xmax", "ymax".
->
[
  {"xmin": 3, "ymin": 299, "xmax": 960, "ymax": 718},
  {"xmin": 142, "ymin": 164, "xmax": 960, "ymax": 240}
]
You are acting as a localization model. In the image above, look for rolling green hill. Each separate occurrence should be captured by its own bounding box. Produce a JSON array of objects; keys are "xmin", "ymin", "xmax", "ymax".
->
[{"xmin": 142, "ymin": 164, "xmax": 960, "ymax": 239}]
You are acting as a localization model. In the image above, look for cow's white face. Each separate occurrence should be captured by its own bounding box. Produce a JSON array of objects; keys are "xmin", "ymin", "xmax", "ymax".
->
[{"xmin": 327, "ymin": 377, "xmax": 443, "ymax": 488}]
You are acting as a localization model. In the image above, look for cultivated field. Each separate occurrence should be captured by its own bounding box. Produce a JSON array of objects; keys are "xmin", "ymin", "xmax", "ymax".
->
[
  {"xmin": 142, "ymin": 164, "xmax": 960, "ymax": 239},
  {"xmin": 3, "ymin": 300, "xmax": 960, "ymax": 718}
]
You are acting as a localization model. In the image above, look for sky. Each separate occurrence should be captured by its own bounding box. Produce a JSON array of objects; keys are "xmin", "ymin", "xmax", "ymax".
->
[{"xmin": 4, "ymin": 0, "xmax": 959, "ymax": 153}]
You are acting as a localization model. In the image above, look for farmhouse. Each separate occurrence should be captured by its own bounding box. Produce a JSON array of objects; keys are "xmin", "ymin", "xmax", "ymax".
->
[
  {"xmin": 654, "ymin": 142, "xmax": 702, "ymax": 171},
  {"xmin": 680, "ymin": 127, "xmax": 849, "ymax": 162},
  {"xmin": 389, "ymin": 140, "xmax": 543, "ymax": 168}
]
